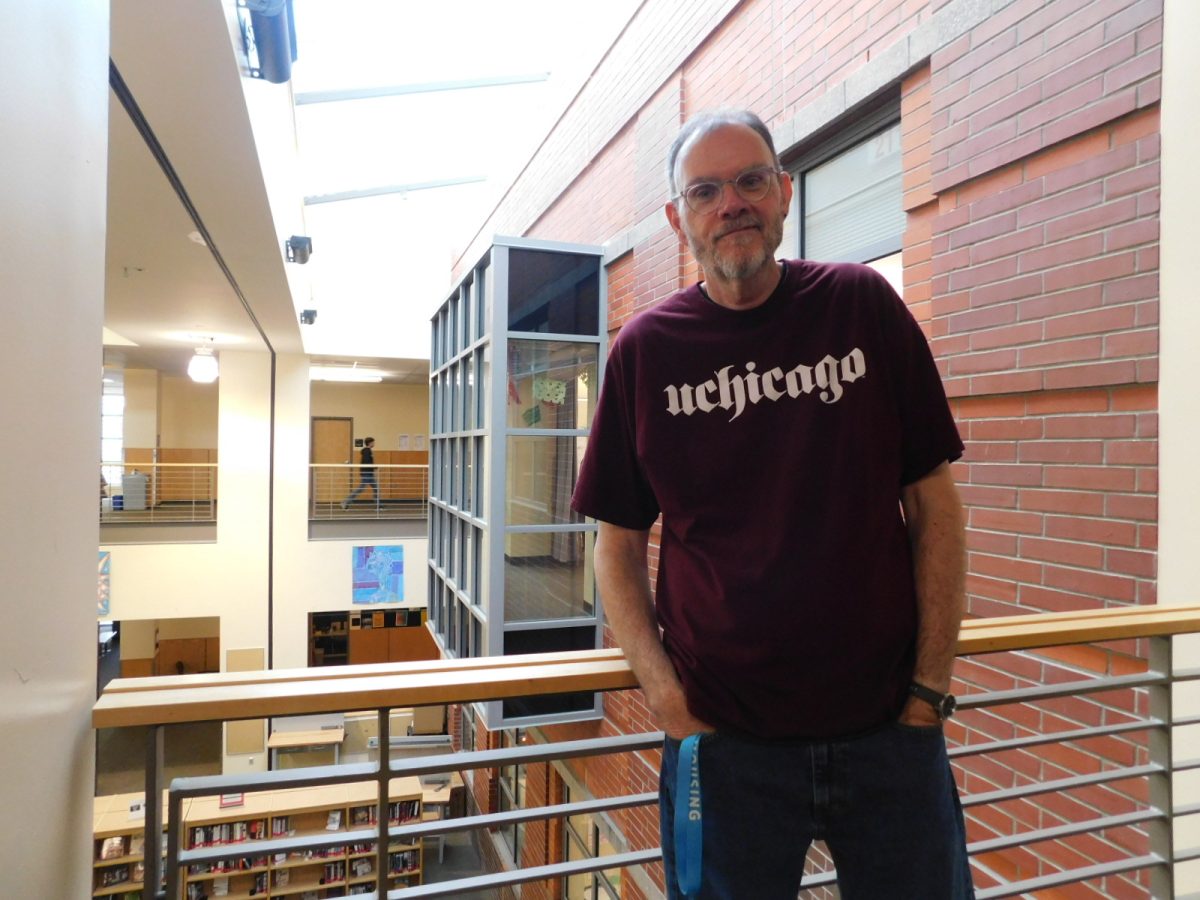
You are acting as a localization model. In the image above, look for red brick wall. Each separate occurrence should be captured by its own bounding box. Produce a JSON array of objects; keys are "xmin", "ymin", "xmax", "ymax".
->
[{"xmin": 456, "ymin": 0, "xmax": 1164, "ymax": 896}]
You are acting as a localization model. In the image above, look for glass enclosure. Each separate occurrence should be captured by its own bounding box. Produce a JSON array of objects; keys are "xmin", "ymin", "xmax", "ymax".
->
[{"xmin": 427, "ymin": 237, "xmax": 606, "ymax": 728}]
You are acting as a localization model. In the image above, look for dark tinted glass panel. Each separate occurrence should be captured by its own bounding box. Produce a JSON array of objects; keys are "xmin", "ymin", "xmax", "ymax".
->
[
  {"xmin": 502, "ymin": 627, "xmax": 595, "ymax": 717},
  {"xmin": 507, "ymin": 249, "xmax": 600, "ymax": 335}
]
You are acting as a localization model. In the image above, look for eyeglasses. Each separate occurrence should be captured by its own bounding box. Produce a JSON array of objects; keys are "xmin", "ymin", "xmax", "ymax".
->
[{"xmin": 676, "ymin": 166, "xmax": 782, "ymax": 214}]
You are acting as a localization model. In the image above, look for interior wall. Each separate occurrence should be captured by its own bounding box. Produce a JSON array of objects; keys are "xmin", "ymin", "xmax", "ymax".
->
[
  {"xmin": 310, "ymin": 381, "xmax": 429, "ymax": 449},
  {"xmin": 123, "ymin": 367, "xmax": 160, "ymax": 447},
  {"xmin": 273, "ymin": 355, "xmax": 429, "ymax": 670},
  {"xmin": 0, "ymin": 3, "xmax": 109, "ymax": 895},
  {"xmin": 1160, "ymin": 0, "xmax": 1200, "ymax": 887},
  {"xmin": 160, "ymin": 375, "xmax": 218, "ymax": 447}
]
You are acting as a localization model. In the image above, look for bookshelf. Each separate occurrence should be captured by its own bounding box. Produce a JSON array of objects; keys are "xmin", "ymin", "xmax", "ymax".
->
[
  {"xmin": 92, "ymin": 791, "xmax": 174, "ymax": 899},
  {"xmin": 176, "ymin": 778, "xmax": 424, "ymax": 898},
  {"xmin": 307, "ymin": 608, "xmax": 434, "ymax": 667}
]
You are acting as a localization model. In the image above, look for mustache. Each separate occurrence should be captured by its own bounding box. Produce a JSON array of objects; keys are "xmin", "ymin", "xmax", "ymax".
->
[{"xmin": 714, "ymin": 217, "xmax": 762, "ymax": 239}]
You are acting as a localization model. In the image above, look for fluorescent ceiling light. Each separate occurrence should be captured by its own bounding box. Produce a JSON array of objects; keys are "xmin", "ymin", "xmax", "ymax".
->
[
  {"xmin": 310, "ymin": 365, "xmax": 383, "ymax": 383},
  {"xmin": 188, "ymin": 347, "xmax": 219, "ymax": 383}
]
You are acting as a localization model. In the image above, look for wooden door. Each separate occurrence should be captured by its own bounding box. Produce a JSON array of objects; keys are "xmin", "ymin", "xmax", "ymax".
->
[{"xmin": 312, "ymin": 417, "xmax": 352, "ymax": 504}]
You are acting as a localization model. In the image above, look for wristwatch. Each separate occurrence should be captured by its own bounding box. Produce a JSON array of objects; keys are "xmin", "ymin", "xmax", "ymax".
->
[{"xmin": 908, "ymin": 681, "xmax": 957, "ymax": 720}]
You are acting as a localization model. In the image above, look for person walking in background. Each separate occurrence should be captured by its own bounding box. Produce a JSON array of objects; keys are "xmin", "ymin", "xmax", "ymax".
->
[
  {"xmin": 571, "ymin": 109, "xmax": 972, "ymax": 899},
  {"xmin": 341, "ymin": 437, "xmax": 377, "ymax": 509}
]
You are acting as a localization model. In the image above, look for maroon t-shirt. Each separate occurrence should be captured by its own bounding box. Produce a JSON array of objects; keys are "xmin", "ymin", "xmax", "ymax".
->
[{"xmin": 571, "ymin": 260, "xmax": 963, "ymax": 739}]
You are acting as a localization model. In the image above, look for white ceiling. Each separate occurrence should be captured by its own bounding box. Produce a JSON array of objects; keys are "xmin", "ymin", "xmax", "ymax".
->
[{"xmin": 103, "ymin": 0, "xmax": 638, "ymax": 386}]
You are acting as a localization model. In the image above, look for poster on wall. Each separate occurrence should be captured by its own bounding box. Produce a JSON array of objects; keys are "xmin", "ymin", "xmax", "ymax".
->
[
  {"xmin": 98, "ymin": 551, "xmax": 111, "ymax": 616},
  {"xmin": 352, "ymin": 545, "xmax": 404, "ymax": 605}
]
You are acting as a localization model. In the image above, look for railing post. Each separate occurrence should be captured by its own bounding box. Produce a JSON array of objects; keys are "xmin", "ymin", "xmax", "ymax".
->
[
  {"xmin": 1149, "ymin": 634, "xmax": 1174, "ymax": 899},
  {"xmin": 377, "ymin": 707, "xmax": 391, "ymax": 895},
  {"xmin": 144, "ymin": 724, "xmax": 164, "ymax": 900}
]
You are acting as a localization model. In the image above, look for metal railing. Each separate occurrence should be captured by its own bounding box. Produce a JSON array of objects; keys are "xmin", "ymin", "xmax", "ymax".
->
[
  {"xmin": 309, "ymin": 464, "xmax": 429, "ymax": 521},
  {"xmin": 100, "ymin": 463, "xmax": 217, "ymax": 524},
  {"xmin": 91, "ymin": 606, "xmax": 1200, "ymax": 899}
]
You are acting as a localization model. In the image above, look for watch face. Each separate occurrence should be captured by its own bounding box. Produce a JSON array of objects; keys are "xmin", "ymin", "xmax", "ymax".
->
[{"xmin": 941, "ymin": 694, "xmax": 957, "ymax": 718}]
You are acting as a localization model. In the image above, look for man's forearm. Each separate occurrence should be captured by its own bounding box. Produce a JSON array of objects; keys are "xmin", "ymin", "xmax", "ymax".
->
[
  {"xmin": 595, "ymin": 522, "xmax": 712, "ymax": 738},
  {"xmin": 902, "ymin": 463, "xmax": 967, "ymax": 695}
]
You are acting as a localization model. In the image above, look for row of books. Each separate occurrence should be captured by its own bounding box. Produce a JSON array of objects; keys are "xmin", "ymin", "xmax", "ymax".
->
[
  {"xmin": 189, "ymin": 818, "xmax": 266, "ymax": 847},
  {"xmin": 388, "ymin": 850, "xmax": 420, "ymax": 875},
  {"xmin": 388, "ymin": 800, "xmax": 420, "ymax": 824},
  {"xmin": 188, "ymin": 854, "xmax": 268, "ymax": 875},
  {"xmin": 187, "ymin": 871, "xmax": 267, "ymax": 898},
  {"xmin": 96, "ymin": 861, "xmax": 143, "ymax": 888},
  {"xmin": 272, "ymin": 861, "xmax": 345, "ymax": 887},
  {"xmin": 96, "ymin": 833, "xmax": 147, "ymax": 861}
]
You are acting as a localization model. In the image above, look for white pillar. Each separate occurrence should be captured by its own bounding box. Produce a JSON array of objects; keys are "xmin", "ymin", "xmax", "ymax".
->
[
  {"xmin": 1160, "ymin": 0, "xmax": 1200, "ymax": 889},
  {"xmin": 0, "ymin": 2, "xmax": 109, "ymax": 896}
]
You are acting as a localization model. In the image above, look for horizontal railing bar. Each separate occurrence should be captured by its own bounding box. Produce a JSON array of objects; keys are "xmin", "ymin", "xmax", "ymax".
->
[
  {"xmin": 180, "ymin": 825, "xmax": 382, "ymax": 866},
  {"xmin": 958, "ymin": 604, "xmax": 1200, "ymax": 655},
  {"xmin": 964, "ymin": 764, "xmax": 1161, "ymax": 808},
  {"xmin": 799, "ymin": 869, "xmax": 838, "ymax": 889},
  {"xmin": 973, "ymin": 853, "xmax": 1163, "ymax": 899},
  {"xmin": 391, "ymin": 793, "xmax": 660, "ymax": 841},
  {"xmin": 101, "ymin": 647, "xmax": 626, "ymax": 694},
  {"xmin": 389, "ymin": 848, "xmax": 661, "ymax": 898},
  {"xmin": 388, "ymin": 732, "xmax": 664, "ymax": 777},
  {"xmin": 1176, "ymin": 844, "xmax": 1200, "ymax": 863},
  {"xmin": 169, "ymin": 761, "xmax": 378, "ymax": 797},
  {"xmin": 1173, "ymin": 801, "xmax": 1200, "ymax": 818},
  {"xmin": 956, "ymin": 672, "xmax": 1164, "ymax": 711},
  {"xmin": 310, "ymin": 463, "xmax": 428, "ymax": 468},
  {"xmin": 1168, "ymin": 755, "xmax": 1200, "ymax": 773},
  {"xmin": 93, "ymin": 657, "xmax": 640, "ymax": 727},
  {"xmin": 949, "ymin": 719, "xmax": 1160, "ymax": 759},
  {"xmin": 1172, "ymin": 712, "xmax": 1200, "ymax": 728},
  {"xmin": 966, "ymin": 809, "xmax": 1163, "ymax": 854}
]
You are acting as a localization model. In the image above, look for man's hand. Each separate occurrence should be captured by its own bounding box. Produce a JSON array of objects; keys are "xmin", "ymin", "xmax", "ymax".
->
[
  {"xmin": 897, "ymin": 695, "xmax": 943, "ymax": 729},
  {"xmin": 653, "ymin": 684, "xmax": 717, "ymax": 741},
  {"xmin": 595, "ymin": 521, "xmax": 717, "ymax": 742}
]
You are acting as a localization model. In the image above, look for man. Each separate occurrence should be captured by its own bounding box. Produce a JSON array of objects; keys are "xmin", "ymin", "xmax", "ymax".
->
[
  {"xmin": 341, "ymin": 437, "xmax": 377, "ymax": 509},
  {"xmin": 571, "ymin": 110, "xmax": 973, "ymax": 899}
]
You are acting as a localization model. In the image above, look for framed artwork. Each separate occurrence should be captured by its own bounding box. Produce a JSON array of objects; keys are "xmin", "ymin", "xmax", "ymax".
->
[
  {"xmin": 352, "ymin": 545, "xmax": 404, "ymax": 605},
  {"xmin": 98, "ymin": 551, "xmax": 111, "ymax": 616}
]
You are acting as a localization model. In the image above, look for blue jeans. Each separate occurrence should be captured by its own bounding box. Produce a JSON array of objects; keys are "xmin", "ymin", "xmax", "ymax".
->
[{"xmin": 659, "ymin": 723, "xmax": 974, "ymax": 899}]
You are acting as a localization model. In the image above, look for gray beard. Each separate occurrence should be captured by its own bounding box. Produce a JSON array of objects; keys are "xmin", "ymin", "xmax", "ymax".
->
[{"xmin": 691, "ymin": 217, "xmax": 784, "ymax": 282}]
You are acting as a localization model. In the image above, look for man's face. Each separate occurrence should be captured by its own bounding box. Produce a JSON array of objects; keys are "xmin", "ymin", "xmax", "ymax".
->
[{"xmin": 665, "ymin": 124, "xmax": 792, "ymax": 283}]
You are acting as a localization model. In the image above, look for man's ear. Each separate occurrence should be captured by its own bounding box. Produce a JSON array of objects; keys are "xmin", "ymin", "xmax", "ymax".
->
[
  {"xmin": 779, "ymin": 170, "xmax": 794, "ymax": 217},
  {"xmin": 664, "ymin": 199, "xmax": 684, "ymax": 240}
]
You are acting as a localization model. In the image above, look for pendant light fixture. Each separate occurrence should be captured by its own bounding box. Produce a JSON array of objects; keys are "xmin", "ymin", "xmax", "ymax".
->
[{"xmin": 188, "ymin": 341, "xmax": 219, "ymax": 383}]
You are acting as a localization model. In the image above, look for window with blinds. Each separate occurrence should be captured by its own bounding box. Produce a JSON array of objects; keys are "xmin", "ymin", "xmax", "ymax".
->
[{"xmin": 799, "ymin": 121, "xmax": 903, "ymax": 264}]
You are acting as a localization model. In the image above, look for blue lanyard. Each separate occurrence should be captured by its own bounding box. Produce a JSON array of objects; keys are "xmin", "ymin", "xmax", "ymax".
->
[{"xmin": 674, "ymin": 734, "xmax": 703, "ymax": 897}]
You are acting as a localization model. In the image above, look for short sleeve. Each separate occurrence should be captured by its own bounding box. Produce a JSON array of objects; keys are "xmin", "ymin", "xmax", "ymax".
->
[
  {"xmin": 878, "ymin": 280, "xmax": 963, "ymax": 485},
  {"xmin": 570, "ymin": 334, "xmax": 661, "ymax": 529}
]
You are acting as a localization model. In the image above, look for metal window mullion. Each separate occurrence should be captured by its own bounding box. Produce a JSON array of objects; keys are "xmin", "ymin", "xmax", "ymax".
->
[
  {"xmin": 1150, "ymin": 634, "xmax": 1174, "ymax": 899},
  {"xmin": 143, "ymin": 725, "xmax": 163, "ymax": 900},
  {"xmin": 376, "ymin": 708, "xmax": 390, "ymax": 896}
]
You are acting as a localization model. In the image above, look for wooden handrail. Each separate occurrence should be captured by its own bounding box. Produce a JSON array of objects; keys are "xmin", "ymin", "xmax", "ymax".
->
[{"xmin": 93, "ymin": 605, "xmax": 1200, "ymax": 730}]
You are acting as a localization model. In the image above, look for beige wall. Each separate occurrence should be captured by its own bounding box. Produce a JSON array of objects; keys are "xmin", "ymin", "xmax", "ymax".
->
[
  {"xmin": 101, "ymin": 355, "xmax": 431, "ymax": 771},
  {"xmin": 124, "ymin": 367, "xmax": 160, "ymax": 447},
  {"xmin": 160, "ymin": 375, "xmax": 219, "ymax": 447},
  {"xmin": 310, "ymin": 381, "xmax": 429, "ymax": 449},
  {"xmin": 1161, "ymin": 0, "xmax": 1200, "ymax": 887},
  {"xmin": 0, "ymin": 3, "xmax": 108, "ymax": 896},
  {"xmin": 273, "ymin": 355, "xmax": 429, "ymax": 670}
]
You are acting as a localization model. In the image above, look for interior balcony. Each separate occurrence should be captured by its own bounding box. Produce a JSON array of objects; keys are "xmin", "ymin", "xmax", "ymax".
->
[{"xmin": 92, "ymin": 604, "xmax": 1200, "ymax": 899}]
